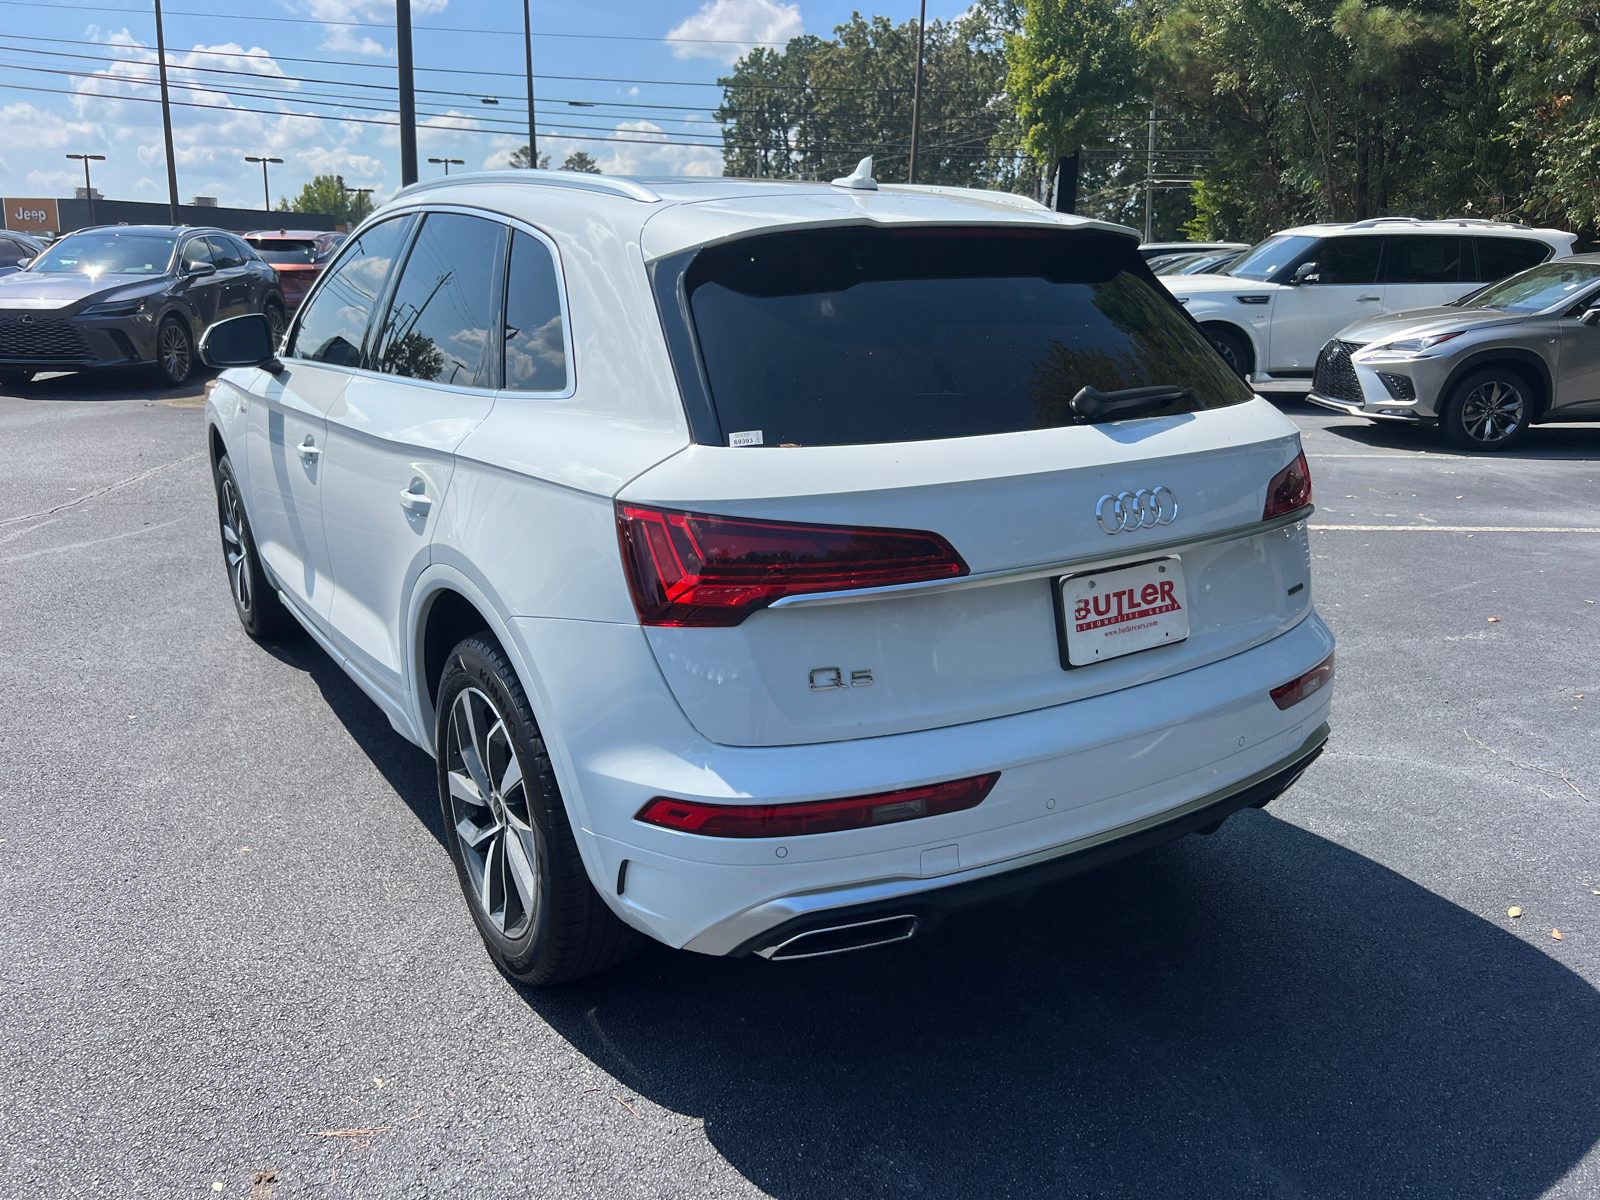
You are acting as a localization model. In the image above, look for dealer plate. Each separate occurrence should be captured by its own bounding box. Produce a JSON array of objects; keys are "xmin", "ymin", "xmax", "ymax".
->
[{"xmin": 1060, "ymin": 557, "xmax": 1189, "ymax": 667}]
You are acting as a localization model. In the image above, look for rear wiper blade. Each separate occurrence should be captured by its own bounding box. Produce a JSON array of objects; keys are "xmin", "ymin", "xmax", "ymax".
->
[{"xmin": 1070, "ymin": 384, "xmax": 1193, "ymax": 424}]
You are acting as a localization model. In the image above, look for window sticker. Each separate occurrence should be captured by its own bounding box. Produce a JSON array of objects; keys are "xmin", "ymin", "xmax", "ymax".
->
[{"xmin": 728, "ymin": 430, "xmax": 764, "ymax": 447}]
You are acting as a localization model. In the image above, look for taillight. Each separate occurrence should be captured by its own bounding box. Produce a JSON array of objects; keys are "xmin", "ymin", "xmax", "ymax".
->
[
  {"xmin": 615, "ymin": 503, "xmax": 968, "ymax": 627},
  {"xmin": 635, "ymin": 773, "xmax": 1000, "ymax": 838},
  {"xmin": 1264, "ymin": 450, "xmax": 1312, "ymax": 519},
  {"xmin": 1270, "ymin": 652, "xmax": 1333, "ymax": 710}
]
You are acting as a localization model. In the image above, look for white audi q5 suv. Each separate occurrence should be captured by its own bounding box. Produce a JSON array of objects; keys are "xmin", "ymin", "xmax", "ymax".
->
[{"xmin": 200, "ymin": 165, "xmax": 1334, "ymax": 984}]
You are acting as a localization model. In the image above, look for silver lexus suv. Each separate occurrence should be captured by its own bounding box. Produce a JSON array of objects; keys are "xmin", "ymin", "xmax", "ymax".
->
[{"xmin": 1308, "ymin": 255, "xmax": 1600, "ymax": 450}]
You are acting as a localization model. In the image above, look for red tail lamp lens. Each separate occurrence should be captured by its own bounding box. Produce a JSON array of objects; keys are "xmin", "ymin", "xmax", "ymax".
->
[
  {"xmin": 1264, "ymin": 450, "xmax": 1312, "ymax": 519},
  {"xmin": 616, "ymin": 503, "xmax": 968, "ymax": 627},
  {"xmin": 635, "ymin": 773, "xmax": 1000, "ymax": 838},
  {"xmin": 1270, "ymin": 652, "xmax": 1334, "ymax": 710}
]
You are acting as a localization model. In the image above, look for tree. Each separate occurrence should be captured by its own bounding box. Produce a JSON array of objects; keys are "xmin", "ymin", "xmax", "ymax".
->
[
  {"xmin": 1006, "ymin": 0, "xmax": 1141, "ymax": 165},
  {"xmin": 508, "ymin": 146, "xmax": 552, "ymax": 169},
  {"xmin": 560, "ymin": 150, "xmax": 602, "ymax": 173},
  {"xmin": 275, "ymin": 174, "xmax": 374, "ymax": 225}
]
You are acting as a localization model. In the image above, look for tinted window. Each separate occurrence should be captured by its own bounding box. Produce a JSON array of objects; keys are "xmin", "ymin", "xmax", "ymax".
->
[
  {"xmin": 1312, "ymin": 237, "xmax": 1382, "ymax": 285},
  {"xmin": 1461, "ymin": 261, "xmax": 1600, "ymax": 313},
  {"xmin": 205, "ymin": 236, "xmax": 243, "ymax": 269},
  {"xmin": 684, "ymin": 227, "xmax": 1251, "ymax": 448},
  {"xmin": 1383, "ymin": 235, "xmax": 1466, "ymax": 284},
  {"xmin": 1223, "ymin": 234, "xmax": 1319, "ymax": 281},
  {"xmin": 1475, "ymin": 237, "xmax": 1551, "ymax": 282},
  {"xmin": 248, "ymin": 239, "xmax": 319, "ymax": 265},
  {"xmin": 181, "ymin": 239, "xmax": 214, "ymax": 271},
  {"xmin": 32, "ymin": 232, "xmax": 177, "ymax": 275},
  {"xmin": 226, "ymin": 235, "xmax": 261, "ymax": 263},
  {"xmin": 290, "ymin": 215, "xmax": 414, "ymax": 367},
  {"xmin": 372, "ymin": 212, "xmax": 505, "ymax": 388},
  {"xmin": 503, "ymin": 229, "xmax": 567, "ymax": 392}
]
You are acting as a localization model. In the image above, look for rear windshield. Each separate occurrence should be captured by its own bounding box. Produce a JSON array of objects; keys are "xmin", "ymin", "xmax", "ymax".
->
[
  {"xmin": 247, "ymin": 239, "xmax": 319, "ymax": 264},
  {"xmin": 682, "ymin": 227, "xmax": 1250, "ymax": 448}
]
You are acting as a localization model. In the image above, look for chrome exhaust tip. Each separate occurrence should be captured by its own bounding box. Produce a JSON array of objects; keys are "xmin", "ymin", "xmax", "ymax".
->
[{"xmin": 758, "ymin": 914, "xmax": 920, "ymax": 961}]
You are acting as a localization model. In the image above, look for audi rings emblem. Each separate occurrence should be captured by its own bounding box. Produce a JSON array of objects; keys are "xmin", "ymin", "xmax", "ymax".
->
[{"xmin": 1096, "ymin": 487, "xmax": 1179, "ymax": 534}]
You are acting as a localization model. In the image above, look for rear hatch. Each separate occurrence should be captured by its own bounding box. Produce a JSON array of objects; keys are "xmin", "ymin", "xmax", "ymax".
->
[{"xmin": 620, "ymin": 224, "xmax": 1313, "ymax": 747}]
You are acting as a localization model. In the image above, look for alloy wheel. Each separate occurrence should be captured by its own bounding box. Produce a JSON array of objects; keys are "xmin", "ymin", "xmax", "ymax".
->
[
  {"xmin": 1460, "ymin": 380, "xmax": 1524, "ymax": 444},
  {"xmin": 445, "ymin": 686, "xmax": 540, "ymax": 939},
  {"xmin": 217, "ymin": 474, "xmax": 252, "ymax": 616},
  {"xmin": 160, "ymin": 322, "xmax": 191, "ymax": 382}
]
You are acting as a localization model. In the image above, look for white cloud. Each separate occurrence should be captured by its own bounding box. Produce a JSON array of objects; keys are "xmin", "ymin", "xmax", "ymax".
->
[
  {"xmin": 666, "ymin": 0, "xmax": 801, "ymax": 65},
  {"xmin": 302, "ymin": 0, "xmax": 448, "ymax": 56},
  {"xmin": 547, "ymin": 120, "xmax": 722, "ymax": 177},
  {"xmin": 0, "ymin": 103, "xmax": 98, "ymax": 151}
]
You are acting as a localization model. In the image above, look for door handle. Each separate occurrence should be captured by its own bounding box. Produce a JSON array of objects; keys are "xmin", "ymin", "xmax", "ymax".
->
[
  {"xmin": 296, "ymin": 436, "xmax": 320, "ymax": 463},
  {"xmin": 1356, "ymin": 295, "xmax": 1381, "ymax": 302},
  {"xmin": 399, "ymin": 481, "xmax": 432, "ymax": 515}
]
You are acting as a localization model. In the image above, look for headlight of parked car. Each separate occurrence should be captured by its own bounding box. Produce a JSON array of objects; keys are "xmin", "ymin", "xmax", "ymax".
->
[
  {"xmin": 1357, "ymin": 331, "xmax": 1464, "ymax": 361},
  {"xmin": 82, "ymin": 297, "xmax": 149, "ymax": 317}
]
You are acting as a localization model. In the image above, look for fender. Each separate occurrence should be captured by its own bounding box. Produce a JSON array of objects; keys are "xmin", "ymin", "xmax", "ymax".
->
[
  {"xmin": 1198, "ymin": 319, "xmax": 1261, "ymax": 377},
  {"xmin": 1438, "ymin": 346, "xmax": 1554, "ymax": 420}
]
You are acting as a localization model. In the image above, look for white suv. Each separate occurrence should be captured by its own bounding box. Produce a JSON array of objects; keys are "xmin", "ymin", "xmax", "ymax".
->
[
  {"xmin": 1162, "ymin": 218, "xmax": 1575, "ymax": 386},
  {"xmin": 201, "ymin": 168, "xmax": 1334, "ymax": 983}
]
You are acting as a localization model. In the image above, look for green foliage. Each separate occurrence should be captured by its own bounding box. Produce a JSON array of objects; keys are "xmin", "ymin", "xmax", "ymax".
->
[
  {"xmin": 508, "ymin": 146, "xmax": 552, "ymax": 169},
  {"xmin": 560, "ymin": 150, "xmax": 602, "ymax": 174},
  {"xmin": 1007, "ymin": 0, "xmax": 1141, "ymax": 163},
  {"xmin": 277, "ymin": 174, "xmax": 373, "ymax": 225}
]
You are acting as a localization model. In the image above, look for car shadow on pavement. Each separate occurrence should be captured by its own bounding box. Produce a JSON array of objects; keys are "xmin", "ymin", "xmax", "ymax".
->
[
  {"xmin": 0, "ymin": 367, "xmax": 216, "ymax": 403},
  {"xmin": 257, "ymin": 621, "xmax": 1600, "ymax": 1198},
  {"xmin": 523, "ymin": 808, "xmax": 1600, "ymax": 1199},
  {"xmin": 1316, "ymin": 418, "xmax": 1600, "ymax": 457}
]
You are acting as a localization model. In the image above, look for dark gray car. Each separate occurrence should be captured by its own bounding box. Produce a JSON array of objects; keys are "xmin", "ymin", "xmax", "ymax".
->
[
  {"xmin": 0, "ymin": 225, "xmax": 286, "ymax": 388},
  {"xmin": 1308, "ymin": 254, "xmax": 1600, "ymax": 449}
]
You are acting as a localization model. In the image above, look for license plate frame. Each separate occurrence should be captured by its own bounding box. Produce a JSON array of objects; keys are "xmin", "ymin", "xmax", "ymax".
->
[{"xmin": 1056, "ymin": 556, "xmax": 1189, "ymax": 668}]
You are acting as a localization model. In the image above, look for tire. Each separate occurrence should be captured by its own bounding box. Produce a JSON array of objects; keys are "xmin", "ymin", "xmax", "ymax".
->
[
  {"xmin": 1205, "ymin": 325, "xmax": 1252, "ymax": 380},
  {"xmin": 264, "ymin": 303, "xmax": 287, "ymax": 351},
  {"xmin": 1440, "ymin": 367, "xmax": 1533, "ymax": 451},
  {"xmin": 213, "ymin": 453, "xmax": 288, "ymax": 638},
  {"xmin": 437, "ymin": 635, "xmax": 643, "ymax": 986},
  {"xmin": 0, "ymin": 367, "xmax": 33, "ymax": 389},
  {"xmin": 155, "ymin": 318, "xmax": 194, "ymax": 386}
]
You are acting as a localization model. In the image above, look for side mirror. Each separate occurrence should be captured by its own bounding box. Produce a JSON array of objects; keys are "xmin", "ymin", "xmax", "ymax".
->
[
  {"xmin": 200, "ymin": 313, "xmax": 282, "ymax": 373},
  {"xmin": 15, "ymin": 257, "xmax": 31, "ymax": 269},
  {"xmin": 186, "ymin": 262, "xmax": 216, "ymax": 278},
  {"xmin": 1581, "ymin": 307, "xmax": 1600, "ymax": 327},
  {"xmin": 1292, "ymin": 261, "xmax": 1320, "ymax": 285}
]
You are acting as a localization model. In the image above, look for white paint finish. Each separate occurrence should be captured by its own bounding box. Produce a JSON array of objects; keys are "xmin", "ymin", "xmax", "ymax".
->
[
  {"xmin": 321, "ymin": 373, "xmax": 494, "ymax": 691},
  {"xmin": 519, "ymin": 612, "xmax": 1332, "ymax": 949},
  {"xmin": 639, "ymin": 187, "xmax": 1136, "ymax": 262},
  {"xmin": 241, "ymin": 361, "xmax": 345, "ymax": 620}
]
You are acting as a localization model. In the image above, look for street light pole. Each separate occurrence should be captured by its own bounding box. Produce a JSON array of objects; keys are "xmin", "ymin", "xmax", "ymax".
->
[
  {"xmin": 907, "ymin": 0, "xmax": 926, "ymax": 184},
  {"xmin": 65, "ymin": 153, "xmax": 105, "ymax": 227},
  {"xmin": 522, "ymin": 0, "xmax": 537, "ymax": 167},
  {"xmin": 428, "ymin": 157, "xmax": 465, "ymax": 176},
  {"xmin": 397, "ymin": 0, "xmax": 418, "ymax": 186},
  {"xmin": 153, "ymin": 0, "xmax": 180, "ymax": 223},
  {"xmin": 342, "ymin": 185, "xmax": 373, "ymax": 227},
  {"xmin": 245, "ymin": 155, "xmax": 283, "ymax": 211}
]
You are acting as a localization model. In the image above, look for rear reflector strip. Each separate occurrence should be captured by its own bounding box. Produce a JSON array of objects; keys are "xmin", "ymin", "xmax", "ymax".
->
[
  {"xmin": 635, "ymin": 773, "xmax": 1000, "ymax": 838},
  {"xmin": 1270, "ymin": 652, "xmax": 1334, "ymax": 710},
  {"xmin": 616, "ymin": 502, "xmax": 968, "ymax": 627}
]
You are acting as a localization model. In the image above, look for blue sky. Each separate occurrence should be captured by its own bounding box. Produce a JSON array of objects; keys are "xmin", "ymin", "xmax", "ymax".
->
[{"xmin": 0, "ymin": 0, "xmax": 974, "ymax": 212}]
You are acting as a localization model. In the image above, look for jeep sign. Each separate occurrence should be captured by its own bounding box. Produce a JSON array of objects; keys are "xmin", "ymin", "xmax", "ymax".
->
[{"xmin": 4, "ymin": 199, "xmax": 59, "ymax": 234}]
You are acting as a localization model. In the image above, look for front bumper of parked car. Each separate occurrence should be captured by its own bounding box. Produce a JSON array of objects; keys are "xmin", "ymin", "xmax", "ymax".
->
[
  {"xmin": 0, "ymin": 309, "xmax": 163, "ymax": 372},
  {"xmin": 1306, "ymin": 338, "xmax": 1472, "ymax": 422}
]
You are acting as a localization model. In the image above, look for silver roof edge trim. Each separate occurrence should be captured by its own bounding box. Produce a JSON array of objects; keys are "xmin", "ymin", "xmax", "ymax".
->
[{"xmin": 391, "ymin": 170, "xmax": 663, "ymax": 204}]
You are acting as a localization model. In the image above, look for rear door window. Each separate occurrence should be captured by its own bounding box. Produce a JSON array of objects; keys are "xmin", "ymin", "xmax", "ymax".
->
[
  {"xmin": 289, "ymin": 215, "xmax": 414, "ymax": 367},
  {"xmin": 1382, "ymin": 235, "xmax": 1467, "ymax": 283},
  {"xmin": 371, "ymin": 212, "xmax": 506, "ymax": 388},
  {"xmin": 680, "ymin": 227, "xmax": 1250, "ymax": 448},
  {"xmin": 1475, "ymin": 237, "xmax": 1551, "ymax": 282},
  {"xmin": 502, "ymin": 229, "xmax": 568, "ymax": 393},
  {"xmin": 1312, "ymin": 237, "xmax": 1383, "ymax": 285}
]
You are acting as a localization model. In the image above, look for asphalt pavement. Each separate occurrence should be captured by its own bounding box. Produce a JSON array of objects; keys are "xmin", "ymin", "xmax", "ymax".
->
[{"xmin": 1, "ymin": 370, "xmax": 1597, "ymax": 1200}]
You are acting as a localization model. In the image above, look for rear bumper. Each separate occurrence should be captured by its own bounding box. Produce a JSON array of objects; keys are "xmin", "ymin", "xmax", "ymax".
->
[
  {"xmin": 510, "ymin": 609, "xmax": 1336, "ymax": 955},
  {"xmin": 710, "ymin": 723, "xmax": 1327, "ymax": 958}
]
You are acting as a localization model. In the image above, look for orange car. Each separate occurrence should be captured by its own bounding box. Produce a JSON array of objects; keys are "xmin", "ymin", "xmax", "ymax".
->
[{"xmin": 241, "ymin": 229, "xmax": 344, "ymax": 309}]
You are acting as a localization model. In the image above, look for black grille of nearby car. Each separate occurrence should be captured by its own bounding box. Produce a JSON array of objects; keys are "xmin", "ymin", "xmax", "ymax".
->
[
  {"xmin": 0, "ymin": 315, "xmax": 91, "ymax": 361},
  {"xmin": 1312, "ymin": 340, "xmax": 1364, "ymax": 404}
]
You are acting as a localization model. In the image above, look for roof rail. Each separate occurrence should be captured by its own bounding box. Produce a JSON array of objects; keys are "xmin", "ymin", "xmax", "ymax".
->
[
  {"xmin": 1345, "ymin": 216, "xmax": 1424, "ymax": 229},
  {"xmin": 392, "ymin": 169, "xmax": 662, "ymax": 204}
]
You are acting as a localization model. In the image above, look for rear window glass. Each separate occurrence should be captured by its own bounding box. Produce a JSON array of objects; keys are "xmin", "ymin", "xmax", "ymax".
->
[
  {"xmin": 1474, "ymin": 236, "xmax": 1551, "ymax": 283},
  {"xmin": 683, "ymin": 227, "xmax": 1250, "ymax": 448},
  {"xmin": 248, "ymin": 239, "xmax": 319, "ymax": 264}
]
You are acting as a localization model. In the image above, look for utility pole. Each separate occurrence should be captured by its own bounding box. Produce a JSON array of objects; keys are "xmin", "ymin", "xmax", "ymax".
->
[
  {"xmin": 522, "ymin": 0, "xmax": 538, "ymax": 167},
  {"xmin": 153, "ymin": 0, "xmax": 180, "ymax": 223},
  {"xmin": 397, "ymin": 0, "xmax": 418, "ymax": 186},
  {"xmin": 66, "ymin": 154, "xmax": 105, "ymax": 226},
  {"xmin": 907, "ymin": 0, "xmax": 927, "ymax": 184},
  {"xmin": 428, "ymin": 157, "xmax": 465, "ymax": 175},
  {"xmin": 1144, "ymin": 104, "xmax": 1156, "ymax": 243},
  {"xmin": 245, "ymin": 155, "xmax": 283, "ymax": 211},
  {"xmin": 342, "ymin": 185, "xmax": 373, "ymax": 226}
]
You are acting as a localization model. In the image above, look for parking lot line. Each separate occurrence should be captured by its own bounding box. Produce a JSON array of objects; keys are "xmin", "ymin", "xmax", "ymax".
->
[
  {"xmin": 1307, "ymin": 453, "xmax": 1600, "ymax": 462},
  {"xmin": 1310, "ymin": 525, "xmax": 1600, "ymax": 532}
]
